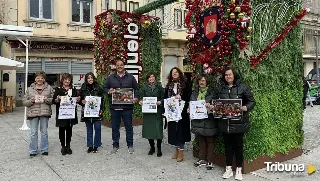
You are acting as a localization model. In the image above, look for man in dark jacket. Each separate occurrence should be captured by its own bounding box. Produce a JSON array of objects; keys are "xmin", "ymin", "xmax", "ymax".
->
[{"xmin": 104, "ymin": 60, "xmax": 139, "ymax": 154}]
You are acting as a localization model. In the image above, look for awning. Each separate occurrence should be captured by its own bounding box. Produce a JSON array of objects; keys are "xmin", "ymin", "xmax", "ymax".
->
[{"xmin": 0, "ymin": 56, "xmax": 24, "ymax": 70}]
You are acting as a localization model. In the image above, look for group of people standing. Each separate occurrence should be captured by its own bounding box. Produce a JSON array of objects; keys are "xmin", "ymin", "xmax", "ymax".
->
[
  {"xmin": 23, "ymin": 72, "xmax": 105, "ymax": 156},
  {"xmin": 23, "ymin": 59, "xmax": 255, "ymax": 181}
]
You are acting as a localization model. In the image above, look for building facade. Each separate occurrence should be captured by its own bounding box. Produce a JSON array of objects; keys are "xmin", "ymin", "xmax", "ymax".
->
[
  {"xmin": 301, "ymin": 1, "xmax": 320, "ymax": 77},
  {"xmin": 0, "ymin": 0, "xmax": 189, "ymax": 106}
]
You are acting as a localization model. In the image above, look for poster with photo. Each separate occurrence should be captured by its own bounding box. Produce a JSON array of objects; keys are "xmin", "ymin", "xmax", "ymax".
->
[
  {"xmin": 190, "ymin": 100, "xmax": 208, "ymax": 120},
  {"xmin": 212, "ymin": 99, "xmax": 242, "ymax": 120},
  {"xmin": 142, "ymin": 97, "xmax": 157, "ymax": 113},
  {"xmin": 164, "ymin": 97, "xmax": 181, "ymax": 122},
  {"xmin": 58, "ymin": 97, "xmax": 77, "ymax": 119},
  {"xmin": 84, "ymin": 96, "xmax": 102, "ymax": 117},
  {"xmin": 112, "ymin": 88, "xmax": 134, "ymax": 104}
]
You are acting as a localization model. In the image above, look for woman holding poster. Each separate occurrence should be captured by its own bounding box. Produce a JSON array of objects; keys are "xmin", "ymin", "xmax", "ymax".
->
[
  {"xmin": 53, "ymin": 73, "xmax": 80, "ymax": 155},
  {"xmin": 212, "ymin": 67, "xmax": 255, "ymax": 180},
  {"xmin": 139, "ymin": 73, "xmax": 164, "ymax": 157},
  {"xmin": 23, "ymin": 72, "xmax": 53, "ymax": 157},
  {"xmin": 164, "ymin": 67, "xmax": 192, "ymax": 162},
  {"xmin": 189, "ymin": 74, "xmax": 218, "ymax": 170},
  {"xmin": 80, "ymin": 72, "xmax": 104, "ymax": 153}
]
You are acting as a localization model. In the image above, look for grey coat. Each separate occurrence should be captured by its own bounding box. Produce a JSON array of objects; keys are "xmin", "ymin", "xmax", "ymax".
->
[
  {"xmin": 190, "ymin": 87, "xmax": 218, "ymax": 136},
  {"xmin": 22, "ymin": 83, "xmax": 54, "ymax": 118}
]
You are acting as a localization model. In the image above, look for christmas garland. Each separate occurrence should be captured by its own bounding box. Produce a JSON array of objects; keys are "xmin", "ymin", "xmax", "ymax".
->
[
  {"xmin": 133, "ymin": 0, "xmax": 177, "ymax": 14},
  {"xmin": 250, "ymin": 8, "xmax": 308, "ymax": 68}
]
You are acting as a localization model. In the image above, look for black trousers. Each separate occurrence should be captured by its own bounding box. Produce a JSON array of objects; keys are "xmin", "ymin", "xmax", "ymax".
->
[
  {"xmin": 59, "ymin": 126, "xmax": 73, "ymax": 147},
  {"xmin": 223, "ymin": 133, "xmax": 244, "ymax": 167},
  {"xmin": 148, "ymin": 139, "xmax": 162, "ymax": 149}
]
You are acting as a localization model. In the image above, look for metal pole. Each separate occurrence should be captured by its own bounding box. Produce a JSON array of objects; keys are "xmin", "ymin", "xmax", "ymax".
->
[
  {"xmin": 315, "ymin": 35, "xmax": 319, "ymax": 87},
  {"xmin": 19, "ymin": 38, "xmax": 29, "ymax": 130}
]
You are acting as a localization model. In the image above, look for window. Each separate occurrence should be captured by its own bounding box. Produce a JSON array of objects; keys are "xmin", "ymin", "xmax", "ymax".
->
[
  {"xmin": 174, "ymin": 9, "xmax": 182, "ymax": 28},
  {"xmin": 129, "ymin": 1, "xmax": 139, "ymax": 12},
  {"xmin": 149, "ymin": 8, "xmax": 164, "ymax": 22},
  {"xmin": 72, "ymin": 0, "xmax": 92, "ymax": 24},
  {"xmin": 314, "ymin": 62, "xmax": 317, "ymax": 68},
  {"xmin": 29, "ymin": 0, "xmax": 52, "ymax": 20},
  {"xmin": 105, "ymin": 0, "xmax": 110, "ymax": 10},
  {"xmin": 184, "ymin": 10, "xmax": 188, "ymax": 27},
  {"xmin": 116, "ymin": 0, "xmax": 127, "ymax": 11}
]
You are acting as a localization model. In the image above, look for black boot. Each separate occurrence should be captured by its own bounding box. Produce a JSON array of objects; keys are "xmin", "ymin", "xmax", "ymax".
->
[
  {"xmin": 157, "ymin": 139, "xmax": 162, "ymax": 157},
  {"xmin": 61, "ymin": 146, "xmax": 67, "ymax": 155},
  {"xmin": 66, "ymin": 146, "xmax": 72, "ymax": 155},
  {"xmin": 157, "ymin": 148, "xmax": 162, "ymax": 157},
  {"xmin": 148, "ymin": 147, "xmax": 155, "ymax": 155},
  {"xmin": 87, "ymin": 147, "xmax": 93, "ymax": 153},
  {"xmin": 93, "ymin": 147, "xmax": 98, "ymax": 153},
  {"xmin": 148, "ymin": 139, "xmax": 155, "ymax": 155}
]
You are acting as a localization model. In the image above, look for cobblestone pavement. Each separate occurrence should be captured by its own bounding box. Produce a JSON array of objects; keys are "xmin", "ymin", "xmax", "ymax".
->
[{"xmin": 0, "ymin": 106, "xmax": 319, "ymax": 181}]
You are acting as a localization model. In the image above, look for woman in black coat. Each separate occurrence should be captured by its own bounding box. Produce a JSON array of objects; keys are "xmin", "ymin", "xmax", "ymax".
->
[
  {"xmin": 164, "ymin": 67, "xmax": 192, "ymax": 162},
  {"xmin": 190, "ymin": 74, "xmax": 218, "ymax": 170},
  {"xmin": 212, "ymin": 67, "xmax": 255, "ymax": 180},
  {"xmin": 53, "ymin": 73, "xmax": 80, "ymax": 155},
  {"xmin": 80, "ymin": 72, "xmax": 104, "ymax": 153}
]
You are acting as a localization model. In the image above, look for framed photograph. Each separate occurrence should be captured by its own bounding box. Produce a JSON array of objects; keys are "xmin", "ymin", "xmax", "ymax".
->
[
  {"xmin": 112, "ymin": 88, "xmax": 134, "ymax": 104},
  {"xmin": 212, "ymin": 99, "xmax": 242, "ymax": 120}
]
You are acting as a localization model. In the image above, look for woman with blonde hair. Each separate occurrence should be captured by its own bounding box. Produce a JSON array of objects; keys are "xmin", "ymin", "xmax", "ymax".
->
[{"xmin": 23, "ymin": 72, "xmax": 54, "ymax": 157}]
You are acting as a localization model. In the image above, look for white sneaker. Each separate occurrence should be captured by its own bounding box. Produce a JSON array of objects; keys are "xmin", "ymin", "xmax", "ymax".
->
[
  {"xmin": 235, "ymin": 167, "xmax": 243, "ymax": 180},
  {"xmin": 222, "ymin": 166, "xmax": 233, "ymax": 179}
]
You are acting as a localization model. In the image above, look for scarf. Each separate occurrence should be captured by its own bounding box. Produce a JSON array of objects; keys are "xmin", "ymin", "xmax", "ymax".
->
[
  {"xmin": 167, "ymin": 80, "xmax": 184, "ymax": 97},
  {"xmin": 197, "ymin": 87, "xmax": 208, "ymax": 100},
  {"xmin": 148, "ymin": 82, "xmax": 156, "ymax": 91}
]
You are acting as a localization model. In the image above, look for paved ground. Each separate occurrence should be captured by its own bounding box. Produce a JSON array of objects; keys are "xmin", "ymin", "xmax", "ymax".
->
[{"xmin": 0, "ymin": 105, "xmax": 319, "ymax": 181}]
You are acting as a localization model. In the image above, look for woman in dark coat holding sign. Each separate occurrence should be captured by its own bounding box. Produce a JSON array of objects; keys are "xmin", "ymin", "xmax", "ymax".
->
[
  {"xmin": 80, "ymin": 72, "xmax": 104, "ymax": 153},
  {"xmin": 189, "ymin": 74, "xmax": 218, "ymax": 170},
  {"xmin": 211, "ymin": 67, "xmax": 255, "ymax": 180},
  {"xmin": 164, "ymin": 67, "xmax": 192, "ymax": 162},
  {"xmin": 53, "ymin": 73, "xmax": 80, "ymax": 156},
  {"xmin": 139, "ymin": 73, "xmax": 164, "ymax": 157}
]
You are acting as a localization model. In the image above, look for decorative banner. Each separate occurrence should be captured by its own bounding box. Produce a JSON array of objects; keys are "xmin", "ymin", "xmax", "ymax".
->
[
  {"xmin": 250, "ymin": 9, "xmax": 309, "ymax": 69},
  {"xmin": 200, "ymin": 6, "xmax": 222, "ymax": 46}
]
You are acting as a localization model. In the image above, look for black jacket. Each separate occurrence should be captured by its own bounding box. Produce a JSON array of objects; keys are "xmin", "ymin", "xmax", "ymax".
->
[
  {"xmin": 104, "ymin": 71, "xmax": 139, "ymax": 110},
  {"xmin": 80, "ymin": 82, "xmax": 104, "ymax": 122},
  {"xmin": 213, "ymin": 78, "xmax": 255, "ymax": 134},
  {"xmin": 164, "ymin": 83, "xmax": 192, "ymax": 145},
  {"xmin": 190, "ymin": 87, "xmax": 218, "ymax": 136},
  {"xmin": 52, "ymin": 87, "xmax": 79, "ymax": 127}
]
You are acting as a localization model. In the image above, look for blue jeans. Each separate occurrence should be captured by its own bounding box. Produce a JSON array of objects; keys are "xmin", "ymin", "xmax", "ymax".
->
[
  {"xmin": 110, "ymin": 109, "xmax": 133, "ymax": 148},
  {"xmin": 307, "ymin": 91, "xmax": 314, "ymax": 106},
  {"xmin": 85, "ymin": 120, "xmax": 102, "ymax": 147},
  {"xmin": 29, "ymin": 117, "xmax": 49, "ymax": 154},
  {"xmin": 175, "ymin": 143, "xmax": 185, "ymax": 150}
]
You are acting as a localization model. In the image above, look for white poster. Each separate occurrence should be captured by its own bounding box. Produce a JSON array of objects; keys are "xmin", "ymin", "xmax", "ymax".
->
[
  {"xmin": 58, "ymin": 97, "xmax": 77, "ymax": 119},
  {"xmin": 142, "ymin": 97, "xmax": 157, "ymax": 113},
  {"xmin": 84, "ymin": 96, "xmax": 102, "ymax": 117},
  {"xmin": 190, "ymin": 100, "xmax": 208, "ymax": 120},
  {"xmin": 164, "ymin": 97, "xmax": 181, "ymax": 122}
]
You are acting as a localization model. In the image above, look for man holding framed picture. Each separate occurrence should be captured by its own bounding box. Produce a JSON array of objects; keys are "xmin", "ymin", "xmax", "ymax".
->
[{"xmin": 104, "ymin": 60, "xmax": 139, "ymax": 154}]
